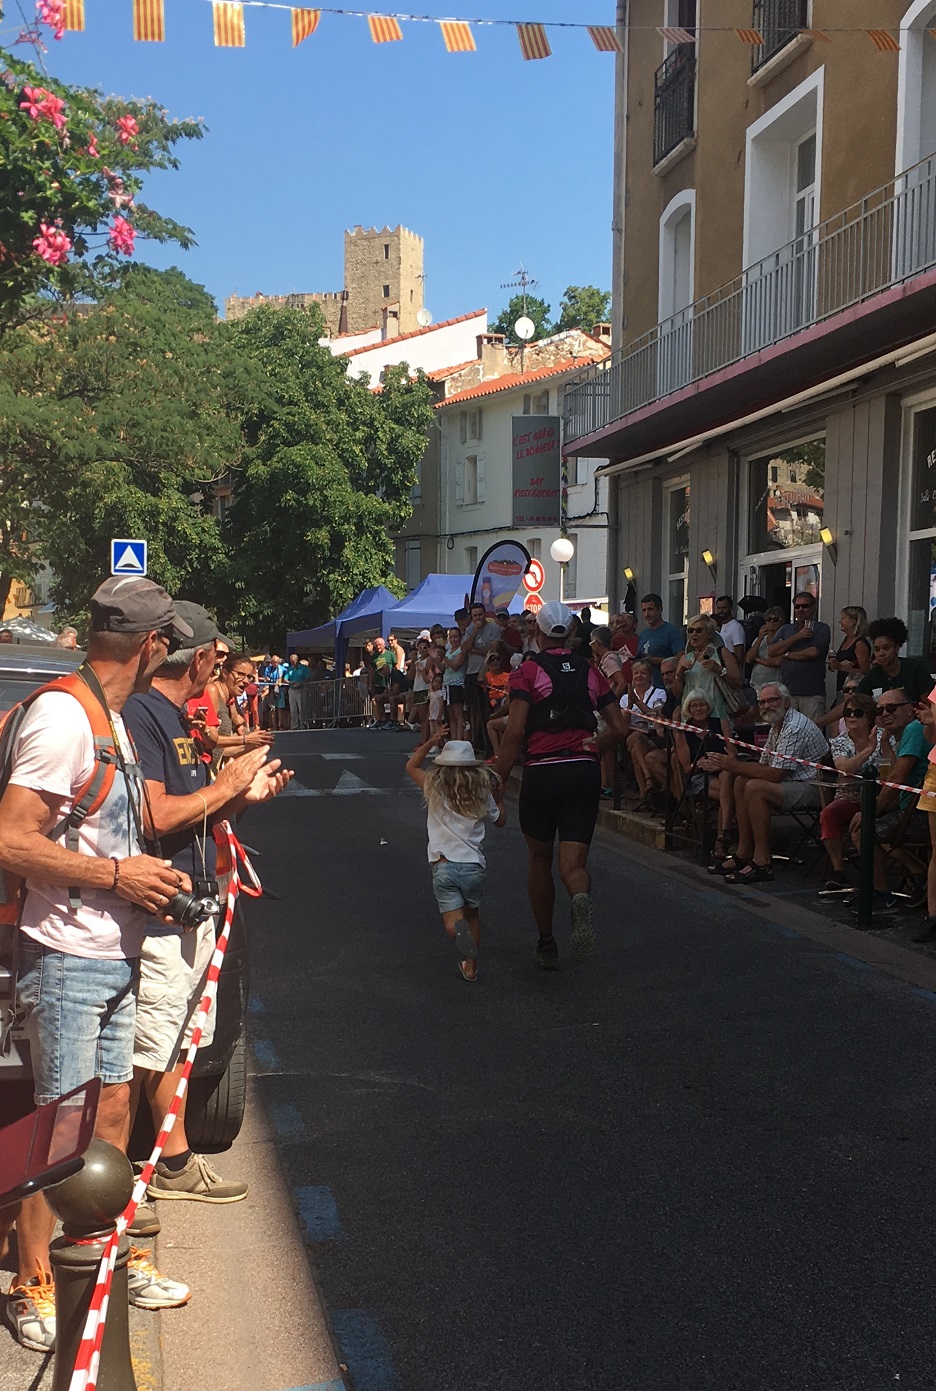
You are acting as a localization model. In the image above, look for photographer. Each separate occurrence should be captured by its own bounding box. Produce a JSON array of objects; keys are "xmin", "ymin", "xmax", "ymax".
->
[
  {"xmin": 0, "ymin": 576, "xmax": 196, "ymax": 1349},
  {"xmin": 123, "ymin": 601, "xmax": 292, "ymax": 1213}
]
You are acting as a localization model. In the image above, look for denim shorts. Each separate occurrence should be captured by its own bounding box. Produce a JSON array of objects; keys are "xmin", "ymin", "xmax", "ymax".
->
[
  {"xmin": 431, "ymin": 860, "xmax": 485, "ymax": 913},
  {"xmin": 16, "ymin": 936, "xmax": 140, "ymax": 1105}
]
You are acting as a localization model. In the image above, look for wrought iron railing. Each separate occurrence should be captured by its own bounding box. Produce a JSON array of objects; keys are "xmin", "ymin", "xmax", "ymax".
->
[
  {"xmin": 563, "ymin": 153, "xmax": 936, "ymax": 448},
  {"xmin": 751, "ymin": 0, "xmax": 808, "ymax": 72},
  {"xmin": 653, "ymin": 45, "xmax": 696, "ymax": 166}
]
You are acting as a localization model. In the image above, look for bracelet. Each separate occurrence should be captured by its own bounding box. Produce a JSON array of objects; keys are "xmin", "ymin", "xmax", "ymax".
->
[{"xmin": 111, "ymin": 857, "xmax": 120, "ymax": 891}]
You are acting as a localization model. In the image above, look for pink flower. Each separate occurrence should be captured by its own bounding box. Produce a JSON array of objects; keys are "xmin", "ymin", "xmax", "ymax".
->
[
  {"xmin": 36, "ymin": 0, "xmax": 65, "ymax": 40},
  {"xmin": 108, "ymin": 216, "xmax": 134, "ymax": 257},
  {"xmin": 19, "ymin": 85, "xmax": 66, "ymax": 130},
  {"xmin": 32, "ymin": 222, "xmax": 71, "ymax": 266},
  {"xmin": 115, "ymin": 114, "xmax": 138, "ymax": 146},
  {"xmin": 86, "ymin": 134, "xmax": 99, "ymax": 158}
]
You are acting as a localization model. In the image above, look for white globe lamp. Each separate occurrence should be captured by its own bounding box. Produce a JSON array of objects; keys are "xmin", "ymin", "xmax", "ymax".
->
[{"xmin": 549, "ymin": 536, "xmax": 575, "ymax": 601}]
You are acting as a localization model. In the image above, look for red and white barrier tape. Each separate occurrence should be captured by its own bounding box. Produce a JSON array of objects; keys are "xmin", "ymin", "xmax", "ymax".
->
[
  {"xmin": 67, "ymin": 821, "xmax": 261, "ymax": 1391},
  {"xmin": 637, "ymin": 710, "xmax": 936, "ymax": 801}
]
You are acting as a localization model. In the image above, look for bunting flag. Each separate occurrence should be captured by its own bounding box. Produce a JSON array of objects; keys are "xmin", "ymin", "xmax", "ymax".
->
[
  {"xmin": 368, "ymin": 13, "xmax": 402, "ymax": 42},
  {"xmin": 63, "ymin": 0, "xmax": 84, "ymax": 30},
  {"xmin": 866, "ymin": 28, "xmax": 899, "ymax": 51},
  {"xmin": 517, "ymin": 22, "xmax": 550, "ymax": 60},
  {"xmin": 734, "ymin": 28, "xmax": 764, "ymax": 44},
  {"xmin": 440, "ymin": 18, "xmax": 474, "ymax": 52},
  {"xmin": 659, "ymin": 26, "xmax": 694, "ymax": 44},
  {"xmin": 291, "ymin": 6, "xmax": 319, "ymax": 45},
  {"xmin": 213, "ymin": 0, "xmax": 244, "ymax": 45},
  {"xmin": 132, "ymin": 0, "xmax": 163, "ymax": 41},
  {"xmin": 587, "ymin": 25, "xmax": 622, "ymax": 53},
  {"xmin": 802, "ymin": 28, "xmax": 831, "ymax": 42}
]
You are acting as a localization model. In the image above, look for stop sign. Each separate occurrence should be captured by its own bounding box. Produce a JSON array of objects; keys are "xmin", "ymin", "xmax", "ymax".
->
[{"xmin": 525, "ymin": 592, "xmax": 544, "ymax": 613}]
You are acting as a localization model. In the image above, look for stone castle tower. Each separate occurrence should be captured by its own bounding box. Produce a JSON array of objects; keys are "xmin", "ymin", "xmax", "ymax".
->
[{"xmin": 224, "ymin": 225, "xmax": 424, "ymax": 338}]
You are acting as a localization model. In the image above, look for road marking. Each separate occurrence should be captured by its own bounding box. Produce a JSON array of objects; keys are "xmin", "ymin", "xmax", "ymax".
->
[
  {"xmin": 912, "ymin": 987, "xmax": 936, "ymax": 1002},
  {"xmin": 268, "ymin": 1100, "xmax": 306, "ymax": 1141},
  {"xmin": 331, "ymin": 1311, "xmax": 399, "ymax": 1391},
  {"xmin": 760, "ymin": 920, "xmax": 801, "ymax": 939},
  {"xmin": 320, "ymin": 753, "xmax": 364, "ymax": 760},
  {"xmin": 251, "ymin": 1038, "xmax": 282, "ymax": 1072},
  {"xmin": 296, "ymin": 1185, "xmax": 345, "ymax": 1241},
  {"xmin": 278, "ymin": 776, "xmax": 388, "ymax": 798},
  {"xmin": 834, "ymin": 952, "xmax": 874, "ymax": 972},
  {"xmin": 247, "ymin": 992, "xmax": 265, "ymax": 1015}
]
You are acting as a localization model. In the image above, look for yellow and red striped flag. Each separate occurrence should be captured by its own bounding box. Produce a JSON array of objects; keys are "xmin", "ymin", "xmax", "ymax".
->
[
  {"xmin": 213, "ymin": 1, "xmax": 244, "ymax": 46},
  {"xmin": 587, "ymin": 25, "xmax": 622, "ymax": 53},
  {"xmin": 866, "ymin": 28, "xmax": 899, "ymax": 51},
  {"xmin": 517, "ymin": 22, "xmax": 550, "ymax": 60},
  {"xmin": 63, "ymin": 0, "xmax": 84, "ymax": 31},
  {"xmin": 291, "ymin": 7, "xmax": 319, "ymax": 46},
  {"xmin": 801, "ymin": 28, "xmax": 831, "ymax": 42},
  {"xmin": 133, "ymin": 0, "xmax": 164, "ymax": 42},
  {"xmin": 659, "ymin": 26, "xmax": 693, "ymax": 44},
  {"xmin": 440, "ymin": 19, "xmax": 475, "ymax": 52},
  {"xmin": 368, "ymin": 14, "xmax": 402, "ymax": 43},
  {"xmin": 734, "ymin": 28, "xmax": 764, "ymax": 44}
]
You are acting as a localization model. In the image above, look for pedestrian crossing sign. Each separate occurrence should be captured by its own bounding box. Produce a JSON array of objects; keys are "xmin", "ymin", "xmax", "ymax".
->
[{"xmin": 110, "ymin": 539, "xmax": 148, "ymax": 577}]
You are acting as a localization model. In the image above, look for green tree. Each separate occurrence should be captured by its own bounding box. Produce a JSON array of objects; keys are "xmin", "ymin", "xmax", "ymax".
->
[
  {"xmin": 0, "ymin": 51, "xmax": 202, "ymax": 333},
  {"xmin": 490, "ymin": 293, "xmax": 552, "ymax": 344},
  {"xmin": 552, "ymin": 284, "xmax": 611, "ymax": 334},
  {"xmin": 222, "ymin": 306, "xmax": 435, "ymax": 645},
  {"xmin": 0, "ymin": 264, "xmax": 241, "ymax": 617}
]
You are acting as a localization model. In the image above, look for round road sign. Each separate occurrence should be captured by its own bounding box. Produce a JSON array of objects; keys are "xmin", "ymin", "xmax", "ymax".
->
[{"xmin": 523, "ymin": 559, "xmax": 545, "ymax": 593}]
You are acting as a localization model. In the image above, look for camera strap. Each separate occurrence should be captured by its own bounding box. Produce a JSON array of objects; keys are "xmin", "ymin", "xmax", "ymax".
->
[{"xmin": 76, "ymin": 663, "xmax": 162, "ymax": 860}]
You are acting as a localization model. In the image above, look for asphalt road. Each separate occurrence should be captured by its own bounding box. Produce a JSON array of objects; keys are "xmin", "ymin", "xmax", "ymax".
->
[{"xmin": 242, "ymin": 727, "xmax": 936, "ymax": 1391}]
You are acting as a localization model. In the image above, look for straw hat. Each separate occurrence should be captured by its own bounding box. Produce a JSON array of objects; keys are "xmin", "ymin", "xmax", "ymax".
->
[{"xmin": 433, "ymin": 740, "xmax": 483, "ymax": 767}]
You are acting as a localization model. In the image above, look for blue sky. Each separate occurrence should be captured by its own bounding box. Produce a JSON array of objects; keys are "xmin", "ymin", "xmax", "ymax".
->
[{"xmin": 26, "ymin": 0, "xmax": 616, "ymax": 321}]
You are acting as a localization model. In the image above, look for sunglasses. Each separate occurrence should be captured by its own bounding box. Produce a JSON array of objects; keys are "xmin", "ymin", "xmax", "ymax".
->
[
  {"xmin": 159, "ymin": 627, "xmax": 182, "ymax": 656},
  {"xmin": 793, "ymin": 603, "xmax": 815, "ymax": 610},
  {"xmin": 842, "ymin": 708, "xmax": 866, "ymax": 718},
  {"xmin": 687, "ymin": 627, "xmax": 706, "ymax": 634},
  {"xmin": 878, "ymin": 701, "xmax": 911, "ymax": 713}
]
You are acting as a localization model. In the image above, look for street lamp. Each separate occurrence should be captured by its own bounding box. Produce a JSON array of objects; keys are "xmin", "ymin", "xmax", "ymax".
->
[{"xmin": 550, "ymin": 536, "xmax": 575, "ymax": 603}]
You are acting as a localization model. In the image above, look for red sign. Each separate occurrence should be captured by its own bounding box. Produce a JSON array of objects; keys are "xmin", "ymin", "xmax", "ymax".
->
[
  {"xmin": 523, "ymin": 559, "xmax": 545, "ymax": 594},
  {"xmin": 525, "ymin": 592, "xmax": 544, "ymax": 613}
]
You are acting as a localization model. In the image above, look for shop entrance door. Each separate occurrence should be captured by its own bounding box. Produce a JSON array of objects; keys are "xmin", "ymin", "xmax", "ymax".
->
[{"xmin": 740, "ymin": 547, "xmax": 822, "ymax": 620}]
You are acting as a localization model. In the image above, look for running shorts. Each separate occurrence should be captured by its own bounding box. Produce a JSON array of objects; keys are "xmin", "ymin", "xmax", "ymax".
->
[{"xmin": 518, "ymin": 759, "xmax": 601, "ymax": 845}]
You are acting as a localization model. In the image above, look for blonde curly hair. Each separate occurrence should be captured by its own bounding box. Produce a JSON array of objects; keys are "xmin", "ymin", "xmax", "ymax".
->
[{"xmin": 423, "ymin": 764, "xmax": 491, "ymax": 821}]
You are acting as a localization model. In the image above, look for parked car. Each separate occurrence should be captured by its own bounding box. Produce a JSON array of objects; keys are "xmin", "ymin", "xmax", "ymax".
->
[{"xmin": 0, "ymin": 645, "xmax": 249, "ymax": 1154}]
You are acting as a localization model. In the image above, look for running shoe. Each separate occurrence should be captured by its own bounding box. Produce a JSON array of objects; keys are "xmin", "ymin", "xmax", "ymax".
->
[
  {"xmin": 147, "ymin": 1152, "xmax": 247, "ymax": 1203},
  {"xmin": 127, "ymin": 1198, "xmax": 161, "ymax": 1238},
  {"xmin": 569, "ymin": 893, "xmax": 596, "ymax": 961},
  {"xmin": 6, "ymin": 1270, "xmax": 55, "ymax": 1352},
  {"xmin": 535, "ymin": 934, "xmax": 559, "ymax": 970},
  {"xmin": 127, "ymin": 1248, "xmax": 191, "ymax": 1309},
  {"xmin": 849, "ymin": 890, "xmax": 898, "ymax": 918},
  {"xmin": 818, "ymin": 872, "xmax": 851, "ymax": 896}
]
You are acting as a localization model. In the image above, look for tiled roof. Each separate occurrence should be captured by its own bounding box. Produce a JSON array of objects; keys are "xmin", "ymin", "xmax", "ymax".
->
[
  {"xmin": 426, "ymin": 359, "xmax": 481, "ymax": 381},
  {"xmin": 341, "ymin": 309, "xmax": 487, "ymax": 358},
  {"xmin": 436, "ymin": 357, "xmax": 604, "ymax": 408}
]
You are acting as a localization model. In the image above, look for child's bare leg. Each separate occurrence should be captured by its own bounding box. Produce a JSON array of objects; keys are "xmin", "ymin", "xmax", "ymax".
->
[
  {"xmin": 449, "ymin": 702, "xmax": 464, "ymax": 740},
  {"xmin": 440, "ymin": 906, "xmax": 479, "ymax": 979}
]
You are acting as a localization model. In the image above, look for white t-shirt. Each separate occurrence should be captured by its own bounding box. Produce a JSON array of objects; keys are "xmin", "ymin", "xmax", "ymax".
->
[
  {"xmin": 427, "ymin": 792, "xmax": 500, "ymax": 867},
  {"xmin": 599, "ymin": 651, "xmax": 623, "ymax": 682},
  {"xmin": 619, "ymin": 686, "xmax": 666, "ymax": 733},
  {"xmin": 719, "ymin": 619, "xmax": 746, "ymax": 655},
  {"xmin": 10, "ymin": 691, "xmax": 147, "ymax": 960}
]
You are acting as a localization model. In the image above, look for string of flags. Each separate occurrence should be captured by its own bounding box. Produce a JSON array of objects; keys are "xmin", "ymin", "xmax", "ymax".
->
[{"xmin": 27, "ymin": 5, "xmax": 936, "ymax": 58}]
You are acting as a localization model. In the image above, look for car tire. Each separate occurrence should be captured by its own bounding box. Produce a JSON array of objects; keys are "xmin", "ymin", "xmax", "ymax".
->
[{"xmin": 183, "ymin": 1025, "xmax": 248, "ymax": 1154}]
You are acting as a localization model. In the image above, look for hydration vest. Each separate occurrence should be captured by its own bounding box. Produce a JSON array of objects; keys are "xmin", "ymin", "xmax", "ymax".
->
[{"xmin": 523, "ymin": 651, "xmax": 597, "ymax": 747}]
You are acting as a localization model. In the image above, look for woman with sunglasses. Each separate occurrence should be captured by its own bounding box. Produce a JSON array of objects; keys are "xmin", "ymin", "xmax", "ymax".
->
[
  {"xmin": 205, "ymin": 652, "xmax": 275, "ymax": 769},
  {"xmin": 673, "ymin": 613, "xmax": 743, "ymax": 719},
  {"xmin": 818, "ymin": 691, "xmax": 894, "ymax": 895},
  {"xmin": 746, "ymin": 607, "xmax": 784, "ymax": 697}
]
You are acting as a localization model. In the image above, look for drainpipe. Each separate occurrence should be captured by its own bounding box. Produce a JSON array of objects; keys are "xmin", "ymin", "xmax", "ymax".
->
[{"xmin": 610, "ymin": 0, "xmax": 629, "ymax": 356}]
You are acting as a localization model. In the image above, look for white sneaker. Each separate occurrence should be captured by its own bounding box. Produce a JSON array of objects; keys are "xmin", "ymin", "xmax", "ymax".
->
[
  {"xmin": 127, "ymin": 1247, "xmax": 191, "ymax": 1309},
  {"xmin": 6, "ymin": 1271, "xmax": 56, "ymax": 1351}
]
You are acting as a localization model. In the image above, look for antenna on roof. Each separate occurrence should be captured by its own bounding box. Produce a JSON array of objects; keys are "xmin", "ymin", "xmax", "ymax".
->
[{"xmin": 500, "ymin": 264, "xmax": 539, "ymax": 369}]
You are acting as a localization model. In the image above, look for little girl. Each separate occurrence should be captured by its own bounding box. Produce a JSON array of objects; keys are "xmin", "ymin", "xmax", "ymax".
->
[
  {"xmin": 405, "ymin": 733, "xmax": 505, "ymax": 982},
  {"xmin": 428, "ymin": 672, "xmax": 446, "ymax": 737}
]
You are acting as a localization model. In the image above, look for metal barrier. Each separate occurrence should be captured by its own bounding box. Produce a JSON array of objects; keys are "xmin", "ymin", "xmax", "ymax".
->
[{"xmin": 301, "ymin": 679, "xmax": 370, "ymax": 728}]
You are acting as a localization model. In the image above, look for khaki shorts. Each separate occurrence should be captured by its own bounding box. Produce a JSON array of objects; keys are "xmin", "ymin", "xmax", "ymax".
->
[
  {"xmin": 780, "ymin": 781, "xmax": 821, "ymax": 812},
  {"xmin": 133, "ymin": 917, "xmax": 217, "ymax": 1071},
  {"xmin": 920, "ymin": 762, "xmax": 936, "ymax": 813}
]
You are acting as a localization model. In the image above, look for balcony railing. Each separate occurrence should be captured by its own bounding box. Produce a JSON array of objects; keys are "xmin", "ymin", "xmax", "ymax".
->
[
  {"xmin": 751, "ymin": 0, "xmax": 808, "ymax": 73},
  {"xmin": 564, "ymin": 153, "xmax": 936, "ymax": 448},
  {"xmin": 653, "ymin": 44, "xmax": 696, "ymax": 167}
]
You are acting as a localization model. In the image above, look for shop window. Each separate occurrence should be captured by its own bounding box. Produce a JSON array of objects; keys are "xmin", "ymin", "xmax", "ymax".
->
[
  {"xmin": 666, "ymin": 480, "xmax": 690, "ymax": 625},
  {"xmin": 906, "ymin": 404, "xmax": 936, "ymax": 661}
]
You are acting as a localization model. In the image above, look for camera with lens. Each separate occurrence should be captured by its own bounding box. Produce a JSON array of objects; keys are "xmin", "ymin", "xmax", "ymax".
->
[{"xmin": 161, "ymin": 887, "xmax": 220, "ymax": 930}]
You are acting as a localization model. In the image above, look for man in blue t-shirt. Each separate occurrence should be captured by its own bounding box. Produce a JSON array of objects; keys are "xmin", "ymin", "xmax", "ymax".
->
[
  {"xmin": 848, "ymin": 688, "xmax": 930, "ymax": 917},
  {"xmin": 636, "ymin": 593, "xmax": 684, "ymax": 686},
  {"xmin": 124, "ymin": 601, "xmax": 292, "ymax": 1211}
]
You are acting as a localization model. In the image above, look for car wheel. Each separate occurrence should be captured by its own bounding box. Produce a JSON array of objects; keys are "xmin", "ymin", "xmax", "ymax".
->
[{"xmin": 184, "ymin": 1025, "xmax": 248, "ymax": 1154}]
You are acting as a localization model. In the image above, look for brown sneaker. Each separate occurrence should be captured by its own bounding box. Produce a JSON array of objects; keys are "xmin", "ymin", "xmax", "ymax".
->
[{"xmin": 147, "ymin": 1152, "xmax": 247, "ymax": 1204}]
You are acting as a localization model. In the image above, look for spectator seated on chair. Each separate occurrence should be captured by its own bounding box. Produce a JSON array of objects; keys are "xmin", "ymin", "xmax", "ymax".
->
[
  {"xmin": 671, "ymin": 693, "xmax": 734, "ymax": 851},
  {"xmin": 847, "ymin": 686, "xmax": 931, "ymax": 917},
  {"xmin": 705, "ymin": 682, "xmax": 828, "ymax": 885},
  {"xmin": 818, "ymin": 692, "xmax": 895, "ymax": 896},
  {"xmin": 620, "ymin": 659, "xmax": 667, "ymax": 813}
]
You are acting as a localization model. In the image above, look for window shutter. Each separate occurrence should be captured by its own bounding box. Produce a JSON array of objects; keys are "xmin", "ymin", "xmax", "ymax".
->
[
  {"xmin": 460, "ymin": 412, "xmax": 467, "ymax": 445},
  {"xmin": 475, "ymin": 409, "xmax": 483, "ymax": 441},
  {"xmin": 476, "ymin": 453, "xmax": 486, "ymax": 504},
  {"xmin": 455, "ymin": 457, "xmax": 465, "ymax": 505},
  {"xmin": 523, "ymin": 394, "xmax": 531, "ymax": 415}
]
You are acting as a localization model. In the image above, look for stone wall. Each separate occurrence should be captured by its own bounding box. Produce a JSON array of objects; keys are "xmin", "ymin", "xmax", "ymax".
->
[
  {"xmin": 342, "ymin": 225, "xmax": 424, "ymax": 336},
  {"xmin": 224, "ymin": 290, "xmax": 345, "ymax": 334}
]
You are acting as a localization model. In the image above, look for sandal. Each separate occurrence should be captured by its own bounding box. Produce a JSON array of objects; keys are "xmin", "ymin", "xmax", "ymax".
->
[
  {"xmin": 458, "ymin": 960, "xmax": 478, "ymax": 982},
  {"xmin": 724, "ymin": 861, "xmax": 773, "ymax": 885},
  {"xmin": 708, "ymin": 854, "xmax": 746, "ymax": 877},
  {"xmin": 708, "ymin": 836, "xmax": 731, "ymax": 867}
]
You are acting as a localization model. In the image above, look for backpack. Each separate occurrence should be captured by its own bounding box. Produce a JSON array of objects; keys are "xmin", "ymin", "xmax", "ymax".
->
[
  {"xmin": 524, "ymin": 651, "xmax": 598, "ymax": 744},
  {"xmin": 0, "ymin": 669, "xmax": 122, "ymax": 925}
]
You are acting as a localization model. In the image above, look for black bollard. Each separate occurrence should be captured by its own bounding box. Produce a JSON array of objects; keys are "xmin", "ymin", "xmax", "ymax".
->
[
  {"xmin": 46, "ymin": 1138, "xmax": 137, "ymax": 1391},
  {"xmin": 856, "ymin": 764, "xmax": 879, "ymax": 931}
]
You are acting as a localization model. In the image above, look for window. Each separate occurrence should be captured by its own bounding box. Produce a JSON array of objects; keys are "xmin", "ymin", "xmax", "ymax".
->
[
  {"xmin": 410, "ymin": 459, "xmax": 422, "ymax": 504},
  {"xmin": 653, "ymin": 41, "xmax": 696, "ymax": 167},
  {"xmin": 527, "ymin": 537, "xmax": 542, "ymax": 559},
  {"xmin": 405, "ymin": 540, "xmax": 421, "ymax": 591},
  {"xmin": 770, "ymin": 465, "xmax": 779, "ymax": 483},
  {"xmin": 383, "ymin": 285, "xmax": 391, "ymax": 298},
  {"xmin": 213, "ymin": 490, "xmax": 233, "ymax": 522},
  {"xmin": 751, "ymin": 0, "xmax": 809, "ymax": 74},
  {"xmin": 658, "ymin": 189, "xmax": 696, "ymax": 392},
  {"xmin": 465, "ymin": 546, "xmax": 478, "ymax": 573},
  {"xmin": 905, "ymin": 405, "xmax": 936, "ymax": 663},
  {"xmin": 566, "ymin": 457, "xmax": 588, "ymax": 487},
  {"xmin": 741, "ymin": 439, "xmax": 825, "ymax": 617},
  {"xmin": 897, "ymin": 1, "xmax": 936, "ymax": 174},
  {"xmin": 383, "ymin": 243, "xmax": 390, "ymax": 259},
  {"xmin": 460, "ymin": 408, "xmax": 483, "ymax": 441},
  {"xmin": 456, "ymin": 453, "xmax": 485, "ymax": 506},
  {"xmin": 665, "ymin": 481, "xmax": 690, "ymax": 626},
  {"xmin": 564, "ymin": 532, "xmax": 579, "ymax": 600}
]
